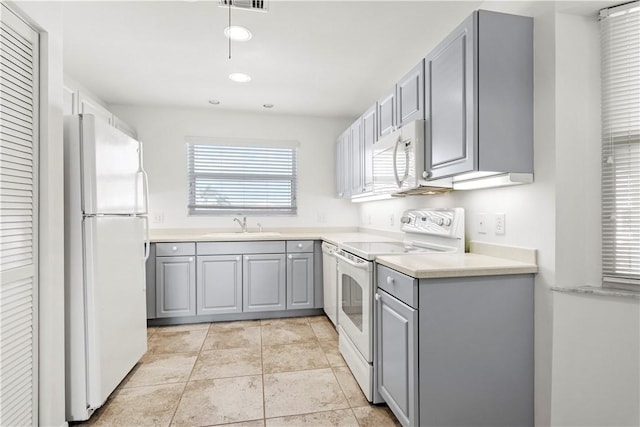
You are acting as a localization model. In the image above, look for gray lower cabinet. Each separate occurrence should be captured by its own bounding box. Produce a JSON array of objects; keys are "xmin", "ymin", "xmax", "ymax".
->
[
  {"xmin": 197, "ymin": 255, "xmax": 242, "ymax": 315},
  {"xmin": 156, "ymin": 256, "xmax": 196, "ymax": 318},
  {"xmin": 286, "ymin": 253, "xmax": 314, "ymax": 310},
  {"xmin": 376, "ymin": 289, "xmax": 418, "ymax": 427},
  {"xmin": 376, "ymin": 264, "xmax": 534, "ymax": 427},
  {"xmin": 243, "ymin": 254, "xmax": 286, "ymax": 312}
]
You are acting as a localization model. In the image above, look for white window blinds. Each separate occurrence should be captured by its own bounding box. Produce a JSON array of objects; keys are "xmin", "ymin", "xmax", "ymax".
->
[
  {"xmin": 0, "ymin": 4, "xmax": 39, "ymax": 425},
  {"xmin": 600, "ymin": 1, "xmax": 640, "ymax": 287},
  {"xmin": 187, "ymin": 143, "xmax": 297, "ymax": 215}
]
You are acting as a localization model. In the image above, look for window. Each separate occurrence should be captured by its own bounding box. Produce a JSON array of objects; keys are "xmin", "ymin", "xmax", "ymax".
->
[
  {"xmin": 600, "ymin": 1, "xmax": 640, "ymax": 289},
  {"xmin": 187, "ymin": 139, "xmax": 298, "ymax": 215}
]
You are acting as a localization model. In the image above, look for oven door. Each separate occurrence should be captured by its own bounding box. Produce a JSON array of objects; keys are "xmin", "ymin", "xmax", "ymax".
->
[{"xmin": 336, "ymin": 253, "xmax": 373, "ymax": 362}]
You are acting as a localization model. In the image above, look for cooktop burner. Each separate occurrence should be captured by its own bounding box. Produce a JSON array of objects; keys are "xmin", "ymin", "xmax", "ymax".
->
[{"xmin": 339, "ymin": 241, "xmax": 442, "ymax": 260}]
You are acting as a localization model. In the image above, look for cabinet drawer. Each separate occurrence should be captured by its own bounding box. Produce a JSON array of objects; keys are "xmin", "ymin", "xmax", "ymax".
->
[
  {"xmin": 156, "ymin": 242, "xmax": 195, "ymax": 257},
  {"xmin": 286, "ymin": 240, "xmax": 314, "ymax": 253},
  {"xmin": 198, "ymin": 241, "xmax": 285, "ymax": 255},
  {"xmin": 377, "ymin": 265, "xmax": 418, "ymax": 308}
]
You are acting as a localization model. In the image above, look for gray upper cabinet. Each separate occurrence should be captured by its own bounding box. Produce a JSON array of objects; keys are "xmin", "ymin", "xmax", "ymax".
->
[
  {"xmin": 197, "ymin": 255, "xmax": 242, "ymax": 315},
  {"xmin": 286, "ymin": 253, "xmax": 314, "ymax": 310},
  {"xmin": 377, "ymin": 88, "xmax": 396, "ymax": 139},
  {"xmin": 349, "ymin": 117, "xmax": 364, "ymax": 196},
  {"xmin": 396, "ymin": 60, "xmax": 425, "ymax": 127},
  {"xmin": 156, "ymin": 255, "xmax": 196, "ymax": 318},
  {"xmin": 361, "ymin": 103, "xmax": 376, "ymax": 193},
  {"xmin": 335, "ymin": 129, "xmax": 351, "ymax": 199},
  {"xmin": 377, "ymin": 289, "xmax": 418, "ymax": 427},
  {"xmin": 424, "ymin": 10, "xmax": 533, "ymax": 180},
  {"xmin": 243, "ymin": 254, "xmax": 286, "ymax": 312}
]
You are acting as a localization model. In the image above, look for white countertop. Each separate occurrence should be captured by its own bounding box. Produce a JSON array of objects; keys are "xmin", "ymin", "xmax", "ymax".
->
[{"xmin": 150, "ymin": 230, "xmax": 538, "ymax": 279}]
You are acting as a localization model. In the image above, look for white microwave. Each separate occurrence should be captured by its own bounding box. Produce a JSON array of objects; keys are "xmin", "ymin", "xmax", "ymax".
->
[{"xmin": 372, "ymin": 120, "xmax": 452, "ymax": 196}]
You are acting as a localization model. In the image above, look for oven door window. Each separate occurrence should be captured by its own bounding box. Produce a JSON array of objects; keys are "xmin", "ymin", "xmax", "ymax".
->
[{"xmin": 341, "ymin": 272, "xmax": 363, "ymax": 332}]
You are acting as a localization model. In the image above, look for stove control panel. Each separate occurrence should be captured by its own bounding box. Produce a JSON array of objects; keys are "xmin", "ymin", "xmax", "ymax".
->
[{"xmin": 400, "ymin": 208, "xmax": 464, "ymax": 240}]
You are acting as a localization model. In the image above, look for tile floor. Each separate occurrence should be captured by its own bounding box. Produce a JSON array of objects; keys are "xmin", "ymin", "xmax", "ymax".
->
[{"xmin": 78, "ymin": 315, "xmax": 401, "ymax": 427}]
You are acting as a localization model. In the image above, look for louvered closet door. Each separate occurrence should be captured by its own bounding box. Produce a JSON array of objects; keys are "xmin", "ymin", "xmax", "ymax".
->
[{"xmin": 0, "ymin": 4, "xmax": 39, "ymax": 426}]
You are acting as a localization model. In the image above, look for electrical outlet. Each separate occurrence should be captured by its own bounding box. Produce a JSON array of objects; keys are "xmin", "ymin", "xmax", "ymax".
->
[
  {"xmin": 477, "ymin": 213, "xmax": 487, "ymax": 234},
  {"xmin": 317, "ymin": 213, "xmax": 327, "ymax": 223},
  {"xmin": 152, "ymin": 213, "xmax": 164, "ymax": 224},
  {"xmin": 495, "ymin": 213, "xmax": 506, "ymax": 235},
  {"xmin": 389, "ymin": 214, "xmax": 395, "ymax": 227}
]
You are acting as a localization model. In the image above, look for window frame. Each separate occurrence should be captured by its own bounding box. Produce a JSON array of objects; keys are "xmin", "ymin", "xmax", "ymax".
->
[{"xmin": 186, "ymin": 138, "xmax": 299, "ymax": 216}]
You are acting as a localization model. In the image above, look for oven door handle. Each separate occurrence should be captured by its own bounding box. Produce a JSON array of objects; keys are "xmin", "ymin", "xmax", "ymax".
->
[{"xmin": 335, "ymin": 252, "xmax": 370, "ymax": 270}]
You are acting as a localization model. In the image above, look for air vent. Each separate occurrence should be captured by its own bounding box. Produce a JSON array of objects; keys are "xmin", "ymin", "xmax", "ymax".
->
[{"xmin": 219, "ymin": 0, "xmax": 268, "ymax": 12}]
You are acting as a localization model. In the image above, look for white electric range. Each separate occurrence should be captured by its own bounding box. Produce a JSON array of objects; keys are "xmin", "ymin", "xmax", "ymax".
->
[{"xmin": 335, "ymin": 208, "xmax": 465, "ymax": 403}]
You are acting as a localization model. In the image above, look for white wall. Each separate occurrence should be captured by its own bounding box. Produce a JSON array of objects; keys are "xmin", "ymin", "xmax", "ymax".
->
[
  {"xmin": 11, "ymin": 1, "xmax": 67, "ymax": 426},
  {"xmin": 109, "ymin": 105, "xmax": 359, "ymax": 230}
]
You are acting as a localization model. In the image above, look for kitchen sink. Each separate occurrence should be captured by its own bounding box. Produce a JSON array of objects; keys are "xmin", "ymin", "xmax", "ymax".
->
[{"xmin": 201, "ymin": 232, "xmax": 282, "ymax": 238}]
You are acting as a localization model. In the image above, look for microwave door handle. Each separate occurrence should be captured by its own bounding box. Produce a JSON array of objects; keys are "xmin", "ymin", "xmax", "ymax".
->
[{"xmin": 392, "ymin": 136, "xmax": 410, "ymax": 188}]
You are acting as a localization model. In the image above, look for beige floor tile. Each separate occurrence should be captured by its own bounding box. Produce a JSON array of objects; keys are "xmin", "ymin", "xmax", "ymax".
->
[
  {"xmin": 263, "ymin": 368, "xmax": 349, "ymax": 418},
  {"xmin": 190, "ymin": 347, "xmax": 262, "ymax": 380},
  {"xmin": 147, "ymin": 329, "xmax": 207, "ymax": 354},
  {"xmin": 261, "ymin": 316, "xmax": 310, "ymax": 326},
  {"xmin": 263, "ymin": 342, "xmax": 329, "ymax": 374},
  {"xmin": 120, "ymin": 353, "xmax": 197, "ymax": 388},
  {"xmin": 261, "ymin": 322, "xmax": 317, "ymax": 346},
  {"xmin": 223, "ymin": 421, "xmax": 265, "ymax": 427},
  {"xmin": 352, "ymin": 406, "xmax": 401, "ymax": 427},
  {"xmin": 147, "ymin": 327, "xmax": 158, "ymax": 339},
  {"xmin": 155, "ymin": 323, "xmax": 211, "ymax": 333},
  {"xmin": 318, "ymin": 340, "xmax": 346, "ymax": 367},
  {"xmin": 310, "ymin": 319, "xmax": 338, "ymax": 341},
  {"xmin": 95, "ymin": 383, "xmax": 185, "ymax": 426},
  {"xmin": 203, "ymin": 325, "xmax": 261, "ymax": 350},
  {"xmin": 308, "ymin": 315, "xmax": 331, "ymax": 324},
  {"xmin": 332, "ymin": 367, "xmax": 369, "ymax": 408},
  {"xmin": 171, "ymin": 376, "xmax": 263, "ymax": 426},
  {"xmin": 265, "ymin": 409, "xmax": 359, "ymax": 427},
  {"xmin": 209, "ymin": 319, "xmax": 261, "ymax": 330}
]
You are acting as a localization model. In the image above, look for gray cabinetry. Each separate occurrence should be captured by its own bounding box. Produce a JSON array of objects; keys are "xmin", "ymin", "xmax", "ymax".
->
[
  {"xmin": 197, "ymin": 255, "xmax": 242, "ymax": 315},
  {"xmin": 424, "ymin": 10, "xmax": 533, "ymax": 180},
  {"xmin": 396, "ymin": 60, "xmax": 425, "ymax": 127},
  {"xmin": 145, "ymin": 243, "xmax": 156, "ymax": 319},
  {"xmin": 349, "ymin": 117, "xmax": 364, "ymax": 196},
  {"xmin": 156, "ymin": 255, "xmax": 196, "ymax": 318},
  {"xmin": 377, "ymin": 88, "xmax": 396, "ymax": 139},
  {"xmin": 243, "ymin": 254, "xmax": 286, "ymax": 312},
  {"xmin": 286, "ymin": 240, "xmax": 315, "ymax": 310},
  {"xmin": 376, "ymin": 289, "xmax": 418, "ymax": 427},
  {"xmin": 335, "ymin": 130, "xmax": 350, "ymax": 199},
  {"xmin": 376, "ymin": 264, "xmax": 534, "ymax": 427},
  {"xmin": 361, "ymin": 103, "xmax": 376, "ymax": 193}
]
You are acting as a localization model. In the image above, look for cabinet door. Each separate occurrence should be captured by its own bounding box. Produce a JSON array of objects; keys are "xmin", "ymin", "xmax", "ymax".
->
[
  {"xmin": 335, "ymin": 137, "xmax": 345, "ymax": 198},
  {"xmin": 377, "ymin": 290, "xmax": 418, "ymax": 427},
  {"xmin": 197, "ymin": 255, "xmax": 242, "ymax": 315},
  {"xmin": 397, "ymin": 60, "xmax": 425, "ymax": 127},
  {"xmin": 243, "ymin": 254, "xmax": 286, "ymax": 312},
  {"xmin": 349, "ymin": 117, "xmax": 364, "ymax": 195},
  {"xmin": 286, "ymin": 253, "xmax": 314, "ymax": 310},
  {"xmin": 424, "ymin": 13, "xmax": 476, "ymax": 179},
  {"xmin": 146, "ymin": 244, "xmax": 156, "ymax": 319},
  {"xmin": 156, "ymin": 256, "xmax": 196, "ymax": 318},
  {"xmin": 361, "ymin": 104, "xmax": 376, "ymax": 192},
  {"xmin": 335, "ymin": 129, "xmax": 351, "ymax": 198},
  {"xmin": 377, "ymin": 88, "xmax": 396, "ymax": 139},
  {"xmin": 77, "ymin": 91, "xmax": 113, "ymax": 125}
]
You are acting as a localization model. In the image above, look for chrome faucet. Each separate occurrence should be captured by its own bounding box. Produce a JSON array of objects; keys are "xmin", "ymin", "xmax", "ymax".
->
[{"xmin": 233, "ymin": 215, "xmax": 247, "ymax": 233}]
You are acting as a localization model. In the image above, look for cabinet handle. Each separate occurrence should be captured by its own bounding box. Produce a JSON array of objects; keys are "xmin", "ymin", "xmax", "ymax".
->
[
  {"xmin": 375, "ymin": 293, "xmax": 381, "ymax": 301},
  {"xmin": 236, "ymin": 256, "xmax": 240, "ymax": 261},
  {"xmin": 297, "ymin": 243, "xmax": 303, "ymax": 249},
  {"xmin": 288, "ymin": 254, "xmax": 293, "ymax": 259},
  {"xmin": 189, "ymin": 257, "xmax": 194, "ymax": 262},
  {"xmin": 386, "ymin": 276, "xmax": 395, "ymax": 285},
  {"xmin": 422, "ymin": 171, "xmax": 431, "ymax": 179},
  {"xmin": 172, "ymin": 246, "xmax": 178, "ymax": 251}
]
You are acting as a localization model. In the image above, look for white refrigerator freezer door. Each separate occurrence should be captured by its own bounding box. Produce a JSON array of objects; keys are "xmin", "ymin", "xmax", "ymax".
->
[
  {"xmin": 83, "ymin": 216, "xmax": 147, "ymax": 409},
  {"xmin": 81, "ymin": 114, "xmax": 146, "ymax": 215}
]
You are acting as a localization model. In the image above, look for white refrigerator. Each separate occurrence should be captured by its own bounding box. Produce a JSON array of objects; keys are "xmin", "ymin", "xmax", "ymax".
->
[{"xmin": 64, "ymin": 114, "xmax": 149, "ymax": 421}]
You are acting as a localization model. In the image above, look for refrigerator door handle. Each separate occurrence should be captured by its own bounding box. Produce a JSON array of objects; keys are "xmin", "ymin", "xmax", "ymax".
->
[{"xmin": 142, "ymin": 216, "xmax": 150, "ymax": 262}]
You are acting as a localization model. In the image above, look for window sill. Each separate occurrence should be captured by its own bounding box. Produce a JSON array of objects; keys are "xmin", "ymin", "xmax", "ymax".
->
[{"xmin": 551, "ymin": 285, "xmax": 640, "ymax": 300}]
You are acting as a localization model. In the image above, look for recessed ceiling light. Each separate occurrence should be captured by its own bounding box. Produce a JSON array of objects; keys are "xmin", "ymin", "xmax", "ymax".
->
[
  {"xmin": 263, "ymin": 104, "xmax": 274, "ymax": 108},
  {"xmin": 208, "ymin": 99, "xmax": 220, "ymax": 105},
  {"xmin": 229, "ymin": 73, "xmax": 251, "ymax": 83},
  {"xmin": 224, "ymin": 26, "xmax": 252, "ymax": 42}
]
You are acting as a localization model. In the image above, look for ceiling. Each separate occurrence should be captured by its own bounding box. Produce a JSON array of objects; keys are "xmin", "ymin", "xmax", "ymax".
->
[{"xmin": 60, "ymin": 1, "xmax": 606, "ymax": 118}]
